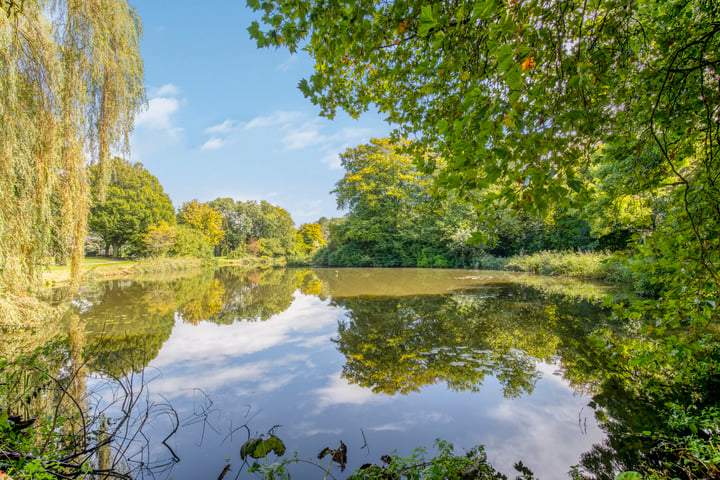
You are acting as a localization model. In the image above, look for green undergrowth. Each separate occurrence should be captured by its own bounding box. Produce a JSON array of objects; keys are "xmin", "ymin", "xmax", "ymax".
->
[
  {"xmin": 505, "ymin": 251, "xmax": 632, "ymax": 283},
  {"xmin": 238, "ymin": 434, "xmax": 536, "ymax": 480},
  {"xmin": 133, "ymin": 255, "xmax": 208, "ymax": 273},
  {"xmin": 219, "ymin": 255, "xmax": 287, "ymax": 268}
]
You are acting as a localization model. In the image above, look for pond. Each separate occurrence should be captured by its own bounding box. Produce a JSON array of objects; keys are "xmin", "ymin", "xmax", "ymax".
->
[{"xmin": 9, "ymin": 268, "xmax": 636, "ymax": 479}]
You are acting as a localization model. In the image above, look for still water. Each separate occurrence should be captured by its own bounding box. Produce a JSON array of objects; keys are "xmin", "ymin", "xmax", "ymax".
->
[{"xmin": 59, "ymin": 268, "xmax": 621, "ymax": 479}]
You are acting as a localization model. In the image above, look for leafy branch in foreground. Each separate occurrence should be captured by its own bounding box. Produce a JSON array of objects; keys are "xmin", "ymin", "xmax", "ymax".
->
[{"xmin": 232, "ymin": 433, "xmax": 533, "ymax": 480}]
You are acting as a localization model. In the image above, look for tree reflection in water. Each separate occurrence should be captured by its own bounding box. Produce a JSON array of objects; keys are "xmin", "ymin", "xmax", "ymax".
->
[
  {"xmin": 6, "ymin": 267, "xmax": 716, "ymax": 479},
  {"xmin": 330, "ymin": 285, "xmax": 611, "ymax": 399}
]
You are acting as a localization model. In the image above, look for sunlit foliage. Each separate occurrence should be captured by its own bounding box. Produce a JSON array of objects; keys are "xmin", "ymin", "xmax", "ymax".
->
[
  {"xmin": 208, "ymin": 198, "xmax": 299, "ymax": 258},
  {"xmin": 0, "ymin": 0, "xmax": 144, "ymax": 293},
  {"xmin": 178, "ymin": 199, "xmax": 225, "ymax": 247},
  {"xmin": 88, "ymin": 157, "xmax": 174, "ymax": 257}
]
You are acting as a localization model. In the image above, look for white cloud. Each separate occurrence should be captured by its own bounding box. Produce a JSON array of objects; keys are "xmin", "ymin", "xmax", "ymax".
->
[
  {"xmin": 276, "ymin": 55, "xmax": 299, "ymax": 72},
  {"xmin": 135, "ymin": 83, "xmax": 185, "ymax": 139},
  {"xmin": 149, "ymin": 357, "xmax": 305, "ymax": 399},
  {"xmin": 313, "ymin": 372, "xmax": 388, "ymax": 411},
  {"xmin": 332, "ymin": 127, "xmax": 375, "ymax": 142},
  {"xmin": 153, "ymin": 83, "xmax": 181, "ymax": 97},
  {"xmin": 206, "ymin": 119, "xmax": 237, "ymax": 134},
  {"xmin": 369, "ymin": 411, "xmax": 452, "ymax": 433},
  {"xmin": 150, "ymin": 295, "xmax": 338, "ymax": 370},
  {"xmin": 243, "ymin": 111, "xmax": 302, "ymax": 129},
  {"xmin": 282, "ymin": 125, "xmax": 325, "ymax": 151},
  {"xmin": 201, "ymin": 137, "xmax": 224, "ymax": 151},
  {"xmin": 320, "ymin": 151, "xmax": 342, "ymax": 170},
  {"xmin": 135, "ymin": 97, "xmax": 180, "ymax": 131}
]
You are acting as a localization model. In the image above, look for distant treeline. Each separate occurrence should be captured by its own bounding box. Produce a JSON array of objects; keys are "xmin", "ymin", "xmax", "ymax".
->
[
  {"xmin": 310, "ymin": 139, "xmax": 634, "ymax": 268},
  {"xmin": 87, "ymin": 140, "xmax": 637, "ymax": 267}
]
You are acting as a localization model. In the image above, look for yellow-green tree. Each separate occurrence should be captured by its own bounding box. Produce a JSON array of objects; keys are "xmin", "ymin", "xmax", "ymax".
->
[
  {"xmin": 0, "ymin": 0, "xmax": 144, "ymax": 293},
  {"xmin": 141, "ymin": 222, "xmax": 177, "ymax": 257},
  {"xmin": 177, "ymin": 200, "xmax": 225, "ymax": 247},
  {"xmin": 296, "ymin": 223, "xmax": 325, "ymax": 254}
]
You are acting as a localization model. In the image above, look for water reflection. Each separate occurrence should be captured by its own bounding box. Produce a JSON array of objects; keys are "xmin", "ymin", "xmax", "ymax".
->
[
  {"xmin": 67, "ymin": 267, "xmax": 614, "ymax": 397},
  {"xmin": 10, "ymin": 267, "xmax": 633, "ymax": 478}
]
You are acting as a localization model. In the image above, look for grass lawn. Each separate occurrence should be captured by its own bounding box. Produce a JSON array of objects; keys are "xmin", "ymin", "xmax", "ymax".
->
[
  {"xmin": 48, "ymin": 257, "xmax": 135, "ymax": 271},
  {"xmin": 44, "ymin": 257, "xmax": 136, "ymax": 285}
]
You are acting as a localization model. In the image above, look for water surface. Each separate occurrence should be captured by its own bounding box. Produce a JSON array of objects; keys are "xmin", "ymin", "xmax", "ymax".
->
[{"xmin": 53, "ymin": 268, "xmax": 619, "ymax": 478}]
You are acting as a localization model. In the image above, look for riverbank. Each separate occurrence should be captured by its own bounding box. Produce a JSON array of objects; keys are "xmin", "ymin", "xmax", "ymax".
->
[
  {"xmin": 503, "ymin": 250, "xmax": 633, "ymax": 283},
  {"xmin": 42, "ymin": 251, "xmax": 633, "ymax": 288},
  {"xmin": 42, "ymin": 256, "xmax": 203, "ymax": 286},
  {"xmin": 42, "ymin": 255, "xmax": 291, "ymax": 287}
]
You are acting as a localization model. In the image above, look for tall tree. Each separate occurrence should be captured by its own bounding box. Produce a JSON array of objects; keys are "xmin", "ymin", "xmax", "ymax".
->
[
  {"xmin": 249, "ymin": 0, "xmax": 720, "ymax": 331},
  {"xmin": 177, "ymin": 200, "xmax": 225, "ymax": 247},
  {"xmin": 326, "ymin": 138, "xmax": 485, "ymax": 267},
  {"xmin": 88, "ymin": 158, "xmax": 174, "ymax": 257},
  {"xmin": 0, "ymin": 0, "xmax": 144, "ymax": 292},
  {"xmin": 296, "ymin": 223, "xmax": 325, "ymax": 254},
  {"xmin": 208, "ymin": 198, "xmax": 299, "ymax": 257}
]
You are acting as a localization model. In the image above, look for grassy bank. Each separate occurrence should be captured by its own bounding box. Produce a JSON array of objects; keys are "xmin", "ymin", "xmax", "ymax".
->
[
  {"xmin": 42, "ymin": 256, "xmax": 208, "ymax": 286},
  {"xmin": 504, "ymin": 250, "xmax": 633, "ymax": 283},
  {"xmin": 42, "ymin": 251, "xmax": 632, "ymax": 288}
]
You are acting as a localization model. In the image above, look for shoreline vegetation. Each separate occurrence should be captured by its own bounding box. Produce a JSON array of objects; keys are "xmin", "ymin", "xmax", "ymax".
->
[{"xmin": 41, "ymin": 250, "xmax": 633, "ymax": 286}]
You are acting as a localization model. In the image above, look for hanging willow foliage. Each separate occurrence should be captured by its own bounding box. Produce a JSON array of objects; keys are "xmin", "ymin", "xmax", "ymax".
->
[{"xmin": 0, "ymin": 0, "xmax": 144, "ymax": 297}]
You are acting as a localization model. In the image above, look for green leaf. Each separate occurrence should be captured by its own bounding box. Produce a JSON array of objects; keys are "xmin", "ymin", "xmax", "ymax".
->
[
  {"xmin": 567, "ymin": 179, "xmax": 583, "ymax": 192},
  {"xmin": 497, "ymin": 44, "xmax": 514, "ymax": 72},
  {"xmin": 247, "ymin": 21, "xmax": 261, "ymax": 39},
  {"xmin": 241, "ymin": 435, "xmax": 287, "ymax": 460},
  {"xmin": 240, "ymin": 438, "xmax": 262, "ymax": 460},
  {"xmin": 472, "ymin": 0, "xmax": 495, "ymax": 20},
  {"xmin": 420, "ymin": 5, "xmax": 435, "ymax": 25},
  {"xmin": 615, "ymin": 472, "xmax": 642, "ymax": 480},
  {"xmin": 506, "ymin": 67, "xmax": 522, "ymax": 90},
  {"xmin": 418, "ymin": 5, "xmax": 436, "ymax": 37}
]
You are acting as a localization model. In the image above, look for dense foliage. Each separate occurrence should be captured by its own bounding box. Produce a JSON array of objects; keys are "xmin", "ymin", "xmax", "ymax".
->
[
  {"xmin": 250, "ymin": 0, "xmax": 720, "ymax": 476},
  {"xmin": 177, "ymin": 199, "xmax": 225, "ymax": 247},
  {"xmin": 88, "ymin": 158, "xmax": 175, "ymax": 257},
  {"xmin": 0, "ymin": 0, "xmax": 144, "ymax": 292},
  {"xmin": 315, "ymin": 138, "xmax": 620, "ymax": 268},
  {"xmin": 209, "ymin": 198, "xmax": 300, "ymax": 258}
]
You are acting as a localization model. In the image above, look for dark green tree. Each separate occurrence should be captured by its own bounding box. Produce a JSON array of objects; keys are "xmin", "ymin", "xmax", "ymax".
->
[
  {"xmin": 322, "ymin": 138, "xmax": 489, "ymax": 267},
  {"xmin": 88, "ymin": 158, "xmax": 175, "ymax": 257}
]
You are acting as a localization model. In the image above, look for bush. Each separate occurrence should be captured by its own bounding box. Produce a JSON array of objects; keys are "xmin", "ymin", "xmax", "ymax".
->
[
  {"xmin": 133, "ymin": 256, "xmax": 204, "ymax": 274},
  {"xmin": 170, "ymin": 225, "xmax": 213, "ymax": 258},
  {"xmin": 505, "ymin": 251, "xmax": 630, "ymax": 281}
]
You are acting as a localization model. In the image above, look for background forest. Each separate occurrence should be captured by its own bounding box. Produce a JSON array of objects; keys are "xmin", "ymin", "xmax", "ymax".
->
[{"xmin": 81, "ymin": 137, "xmax": 635, "ymax": 271}]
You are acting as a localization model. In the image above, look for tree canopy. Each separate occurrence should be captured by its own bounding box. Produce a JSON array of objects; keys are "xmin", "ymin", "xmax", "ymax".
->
[
  {"xmin": 249, "ymin": 0, "xmax": 717, "ymax": 212},
  {"xmin": 319, "ymin": 138, "xmax": 601, "ymax": 267},
  {"xmin": 208, "ymin": 198, "xmax": 298, "ymax": 257},
  {"xmin": 0, "ymin": 0, "xmax": 144, "ymax": 292},
  {"xmin": 88, "ymin": 158, "xmax": 174, "ymax": 257},
  {"xmin": 249, "ymin": 0, "xmax": 719, "ymax": 332},
  {"xmin": 177, "ymin": 199, "xmax": 225, "ymax": 247}
]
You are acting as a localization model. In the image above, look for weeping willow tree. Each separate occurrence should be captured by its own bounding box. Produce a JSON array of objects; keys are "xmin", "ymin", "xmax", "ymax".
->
[{"xmin": 0, "ymin": 0, "xmax": 144, "ymax": 305}]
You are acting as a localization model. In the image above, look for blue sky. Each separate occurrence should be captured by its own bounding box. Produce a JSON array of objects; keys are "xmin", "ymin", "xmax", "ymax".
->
[{"xmin": 130, "ymin": 1, "xmax": 392, "ymax": 225}]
